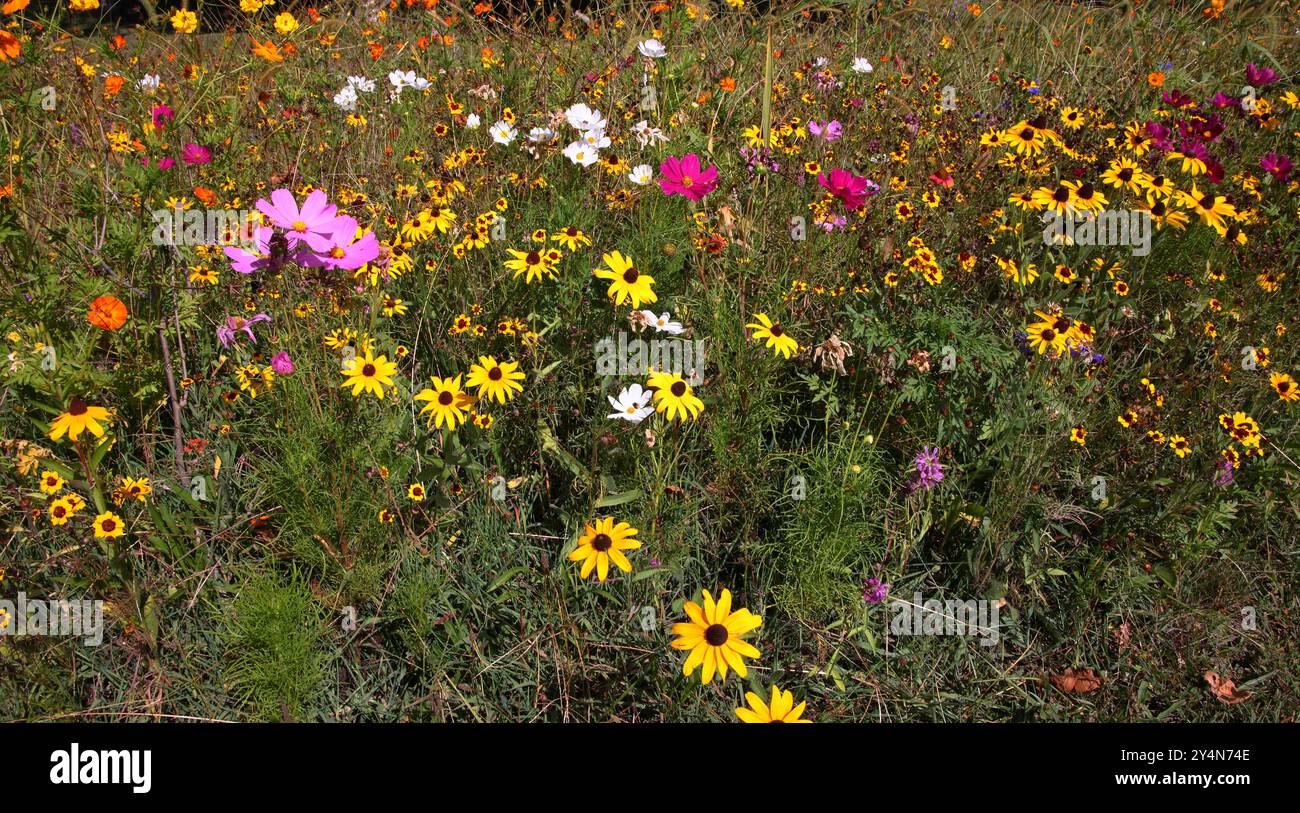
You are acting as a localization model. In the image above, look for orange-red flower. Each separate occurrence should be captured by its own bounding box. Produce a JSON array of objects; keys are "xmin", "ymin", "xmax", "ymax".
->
[
  {"xmin": 250, "ymin": 38, "xmax": 284, "ymax": 63},
  {"xmin": 0, "ymin": 30, "xmax": 20, "ymax": 63},
  {"xmin": 88, "ymin": 295, "xmax": 128, "ymax": 331}
]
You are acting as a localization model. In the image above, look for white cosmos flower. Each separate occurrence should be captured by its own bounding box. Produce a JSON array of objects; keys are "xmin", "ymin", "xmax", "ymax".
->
[
  {"xmin": 851, "ymin": 57, "xmax": 873, "ymax": 74},
  {"xmin": 333, "ymin": 85, "xmax": 359, "ymax": 111},
  {"xmin": 640, "ymin": 311, "xmax": 684, "ymax": 335},
  {"xmin": 527, "ymin": 127, "xmax": 556, "ymax": 142},
  {"xmin": 466, "ymin": 113, "xmax": 481, "ymax": 129},
  {"xmin": 564, "ymin": 103, "xmax": 607, "ymax": 132},
  {"xmin": 607, "ymin": 384, "xmax": 654, "ymax": 423},
  {"xmin": 637, "ymin": 39, "xmax": 668, "ymax": 58},
  {"xmin": 489, "ymin": 121, "xmax": 516, "ymax": 145},
  {"xmin": 347, "ymin": 76, "xmax": 376, "ymax": 92},
  {"xmin": 563, "ymin": 141, "xmax": 600, "ymax": 166},
  {"xmin": 139, "ymin": 74, "xmax": 161, "ymax": 93},
  {"xmin": 628, "ymin": 164, "xmax": 653, "ymax": 185},
  {"xmin": 581, "ymin": 129, "xmax": 611, "ymax": 149}
]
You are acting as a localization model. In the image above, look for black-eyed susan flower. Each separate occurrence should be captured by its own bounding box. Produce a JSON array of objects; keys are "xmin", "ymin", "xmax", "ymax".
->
[
  {"xmin": 568, "ymin": 517, "xmax": 641, "ymax": 582},
  {"xmin": 341, "ymin": 349, "xmax": 398, "ymax": 399},
  {"xmin": 671, "ymin": 588, "xmax": 761, "ymax": 685},
  {"xmin": 414, "ymin": 375, "xmax": 473, "ymax": 429},
  {"xmin": 745, "ymin": 313, "xmax": 799, "ymax": 359},
  {"xmin": 92, "ymin": 511, "xmax": 125, "ymax": 538},
  {"xmin": 736, "ymin": 685, "xmax": 812, "ymax": 723},
  {"xmin": 647, "ymin": 371, "xmax": 704, "ymax": 422},
  {"xmin": 504, "ymin": 247, "xmax": 557, "ymax": 284},
  {"xmin": 465, "ymin": 356, "xmax": 525, "ymax": 404},
  {"xmin": 49, "ymin": 398, "xmax": 112, "ymax": 442},
  {"xmin": 594, "ymin": 251, "xmax": 656, "ymax": 308}
]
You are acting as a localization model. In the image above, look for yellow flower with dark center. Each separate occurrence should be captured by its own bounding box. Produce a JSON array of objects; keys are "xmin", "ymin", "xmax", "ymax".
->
[
  {"xmin": 48, "ymin": 498, "xmax": 75, "ymax": 526},
  {"xmin": 92, "ymin": 511, "xmax": 125, "ymax": 539},
  {"xmin": 671, "ymin": 588, "xmax": 762, "ymax": 685},
  {"xmin": 407, "ymin": 483, "xmax": 426, "ymax": 502},
  {"xmin": 551, "ymin": 227, "xmax": 590, "ymax": 251},
  {"xmin": 1070, "ymin": 426, "xmax": 1087, "ymax": 446},
  {"xmin": 504, "ymin": 248, "xmax": 556, "ymax": 284},
  {"xmin": 1168, "ymin": 435, "xmax": 1192, "ymax": 458},
  {"xmin": 647, "ymin": 372, "xmax": 704, "ymax": 422},
  {"xmin": 1271, "ymin": 372, "xmax": 1298, "ymax": 401},
  {"xmin": 1002, "ymin": 121, "xmax": 1046, "ymax": 156},
  {"xmin": 341, "ymin": 350, "xmax": 398, "ymax": 399},
  {"xmin": 414, "ymin": 375, "xmax": 474, "ymax": 429},
  {"xmin": 568, "ymin": 517, "xmax": 641, "ymax": 582},
  {"xmin": 746, "ymin": 313, "xmax": 799, "ymax": 359},
  {"xmin": 1176, "ymin": 184, "xmax": 1236, "ymax": 230},
  {"xmin": 736, "ymin": 685, "xmax": 812, "ymax": 723},
  {"xmin": 465, "ymin": 356, "xmax": 525, "ymax": 404},
  {"xmin": 594, "ymin": 251, "xmax": 656, "ymax": 308},
  {"xmin": 49, "ymin": 398, "xmax": 112, "ymax": 442},
  {"xmin": 39, "ymin": 470, "xmax": 66, "ymax": 495},
  {"xmin": 1101, "ymin": 157, "xmax": 1150, "ymax": 194}
]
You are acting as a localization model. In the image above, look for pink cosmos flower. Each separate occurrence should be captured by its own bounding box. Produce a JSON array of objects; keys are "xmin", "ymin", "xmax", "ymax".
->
[
  {"xmin": 817, "ymin": 168, "xmax": 874, "ymax": 209},
  {"xmin": 151, "ymin": 104, "xmax": 174, "ymax": 129},
  {"xmin": 808, "ymin": 119, "xmax": 843, "ymax": 142},
  {"xmin": 180, "ymin": 143, "xmax": 211, "ymax": 165},
  {"xmin": 157, "ymin": 157, "xmax": 175, "ymax": 170},
  {"xmin": 216, "ymin": 313, "xmax": 271, "ymax": 348},
  {"xmin": 223, "ymin": 226, "xmax": 296, "ymax": 274},
  {"xmin": 656, "ymin": 153, "xmax": 719, "ymax": 202},
  {"xmin": 297, "ymin": 216, "xmax": 381, "ymax": 271},
  {"xmin": 256, "ymin": 188, "xmax": 346, "ymax": 253},
  {"xmin": 1261, "ymin": 152, "xmax": 1293, "ymax": 182}
]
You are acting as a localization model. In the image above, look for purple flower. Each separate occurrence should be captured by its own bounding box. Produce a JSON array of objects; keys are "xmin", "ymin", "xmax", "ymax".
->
[
  {"xmin": 1213, "ymin": 458, "xmax": 1236, "ymax": 487},
  {"xmin": 910, "ymin": 445, "xmax": 945, "ymax": 492},
  {"xmin": 863, "ymin": 577, "xmax": 890, "ymax": 604},
  {"xmin": 216, "ymin": 313, "xmax": 271, "ymax": 347},
  {"xmin": 271, "ymin": 352, "xmax": 295, "ymax": 376},
  {"xmin": 1260, "ymin": 152, "xmax": 1293, "ymax": 182},
  {"xmin": 181, "ymin": 143, "xmax": 211, "ymax": 165},
  {"xmin": 1245, "ymin": 63, "xmax": 1277, "ymax": 88}
]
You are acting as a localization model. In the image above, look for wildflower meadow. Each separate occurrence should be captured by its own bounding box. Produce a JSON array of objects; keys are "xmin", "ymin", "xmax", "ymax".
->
[{"xmin": 1, "ymin": 0, "xmax": 1297, "ymax": 727}]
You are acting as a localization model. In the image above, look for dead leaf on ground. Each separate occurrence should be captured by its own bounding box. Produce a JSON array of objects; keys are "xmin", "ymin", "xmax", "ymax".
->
[
  {"xmin": 1049, "ymin": 667, "xmax": 1103, "ymax": 693},
  {"xmin": 1204, "ymin": 671, "xmax": 1252, "ymax": 705}
]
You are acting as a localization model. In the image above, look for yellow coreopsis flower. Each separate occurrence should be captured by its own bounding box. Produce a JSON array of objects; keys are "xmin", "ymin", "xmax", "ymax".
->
[
  {"xmin": 273, "ymin": 12, "xmax": 298, "ymax": 34},
  {"xmin": 170, "ymin": 9, "xmax": 199, "ymax": 34}
]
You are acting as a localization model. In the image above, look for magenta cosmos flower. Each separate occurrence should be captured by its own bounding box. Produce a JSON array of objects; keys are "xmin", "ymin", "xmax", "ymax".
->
[
  {"xmin": 297, "ymin": 216, "xmax": 380, "ymax": 271},
  {"xmin": 180, "ymin": 143, "xmax": 211, "ymax": 165},
  {"xmin": 817, "ymin": 168, "xmax": 874, "ymax": 209},
  {"xmin": 656, "ymin": 153, "xmax": 719, "ymax": 201},
  {"xmin": 271, "ymin": 352, "xmax": 295, "ymax": 376},
  {"xmin": 256, "ymin": 188, "xmax": 346, "ymax": 253},
  {"xmin": 223, "ymin": 226, "xmax": 303, "ymax": 274}
]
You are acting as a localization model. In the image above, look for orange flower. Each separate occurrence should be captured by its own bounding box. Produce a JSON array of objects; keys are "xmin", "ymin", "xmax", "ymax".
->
[
  {"xmin": 1147, "ymin": 71, "xmax": 1165, "ymax": 87},
  {"xmin": 3, "ymin": 0, "xmax": 31, "ymax": 13},
  {"xmin": 109, "ymin": 34, "xmax": 126, "ymax": 50},
  {"xmin": 250, "ymin": 38, "xmax": 284, "ymax": 62},
  {"xmin": 0, "ymin": 30, "xmax": 20, "ymax": 63},
  {"xmin": 104, "ymin": 75, "xmax": 124, "ymax": 97},
  {"xmin": 87, "ymin": 295, "xmax": 128, "ymax": 331},
  {"xmin": 368, "ymin": 41, "xmax": 384, "ymax": 60},
  {"xmin": 719, "ymin": 76, "xmax": 737, "ymax": 92},
  {"xmin": 193, "ymin": 186, "xmax": 218, "ymax": 206}
]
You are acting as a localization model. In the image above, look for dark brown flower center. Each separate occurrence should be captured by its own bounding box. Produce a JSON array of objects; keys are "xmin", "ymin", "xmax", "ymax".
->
[
  {"xmin": 362, "ymin": 364, "xmax": 376, "ymax": 377},
  {"xmin": 704, "ymin": 623, "xmax": 729, "ymax": 646},
  {"xmin": 770, "ymin": 325, "xmax": 784, "ymax": 337},
  {"xmin": 670, "ymin": 381, "xmax": 687, "ymax": 397},
  {"xmin": 438, "ymin": 391, "xmax": 454, "ymax": 406},
  {"xmin": 591, "ymin": 533, "xmax": 612, "ymax": 552},
  {"xmin": 526, "ymin": 251, "xmax": 540, "ymax": 264},
  {"xmin": 68, "ymin": 398, "xmax": 88, "ymax": 416},
  {"xmin": 488, "ymin": 367, "xmax": 503, "ymax": 380},
  {"xmin": 1019, "ymin": 128, "xmax": 1034, "ymax": 141},
  {"xmin": 100, "ymin": 519, "xmax": 116, "ymax": 532},
  {"xmin": 622, "ymin": 268, "xmax": 639, "ymax": 283}
]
